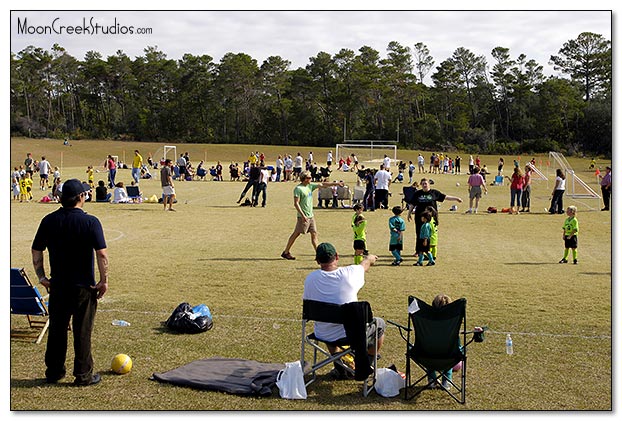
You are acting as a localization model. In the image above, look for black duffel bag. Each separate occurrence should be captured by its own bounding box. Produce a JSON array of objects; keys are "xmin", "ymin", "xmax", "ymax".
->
[{"xmin": 165, "ymin": 302, "xmax": 213, "ymax": 334}]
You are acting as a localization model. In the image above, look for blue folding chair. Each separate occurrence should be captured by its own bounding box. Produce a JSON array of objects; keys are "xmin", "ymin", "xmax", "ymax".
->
[{"xmin": 10, "ymin": 268, "xmax": 50, "ymax": 344}]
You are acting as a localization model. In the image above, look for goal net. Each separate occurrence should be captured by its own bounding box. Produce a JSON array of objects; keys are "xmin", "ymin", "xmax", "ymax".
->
[
  {"xmin": 549, "ymin": 151, "xmax": 601, "ymax": 209},
  {"xmin": 164, "ymin": 145, "xmax": 177, "ymax": 162},
  {"xmin": 336, "ymin": 140, "xmax": 397, "ymax": 167}
]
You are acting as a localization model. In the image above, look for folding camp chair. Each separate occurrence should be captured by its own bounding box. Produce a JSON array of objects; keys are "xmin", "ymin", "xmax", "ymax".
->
[
  {"xmin": 301, "ymin": 299, "xmax": 378, "ymax": 396},
  {"xmin": 494, "ymin": 175, "xmax": 504, "ymax": 186},
  {"xmin": 126, "ymin": 185, "xmax": 141, "ymax": 201},
  {"xmin": 387, "ymin": 296, "xmax": 486, "ymax": 404},
  {"xmin": 10, "ymin": 268, "xmax": 50, "ymax": 344},
  {"xmin": 401, "ymin": 186, "xmax": 417, "ymax": 209}
]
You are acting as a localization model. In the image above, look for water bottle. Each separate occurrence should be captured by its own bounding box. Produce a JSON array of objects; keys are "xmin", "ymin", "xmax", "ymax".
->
[
  {"xmin": 112, "ymin": 319, "xmax": 130, "ymax": 327},
  {"xmin": 506, "ymin": 334, "xmax": 513, "ymax": 355}
]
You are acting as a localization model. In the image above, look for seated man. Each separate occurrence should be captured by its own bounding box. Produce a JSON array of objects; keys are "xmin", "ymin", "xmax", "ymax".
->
[
  {"xmin": 302, "ymin": 243, "xmax": 384, "ymax": 379},
  {"xmin": 95, "ymin": 180, "xmax": 111, "ymax": 202}
]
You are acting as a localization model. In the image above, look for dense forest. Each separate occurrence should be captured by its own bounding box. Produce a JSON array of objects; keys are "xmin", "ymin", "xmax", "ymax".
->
[{"xmin": 10, "ymin": 32, "xmax": 611, "ymax": 156}]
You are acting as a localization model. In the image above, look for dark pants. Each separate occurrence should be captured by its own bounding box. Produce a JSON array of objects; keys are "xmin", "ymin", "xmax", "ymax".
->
[
  {"xmin": 239, "ymin": 180, "xmax": 258, "ymax": 201},
  {"xmin": 550, "ymin": 190, "xmax": 565, "ymax": 214},
  {"xmin": 253, "ymin": 182, "xmax": 267, "ymax": 206},
  {"xmin": 601, "ymin": 186, "xmax": 611, "ymax": 210},
  {"xmin": 521, "ymin": 186, "xmax": 531, "ymax": 209},
  {"xmin": 375, "ymin": 189, "xmax": 388, "ymax": 209},
  {"xmin": 363, "ymin": 189, "xmax": 375, "ymax": 211},
  {"xmin": 108, "ymin": 169, "xmax": 116, "ymax": 188},
  {"xmin": 45, "ymin": 285, "xmax": 98, "ymax": 383}
]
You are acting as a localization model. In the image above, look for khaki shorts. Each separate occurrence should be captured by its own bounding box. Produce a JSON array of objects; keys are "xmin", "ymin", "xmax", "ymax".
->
[
  {"xmin": 469, "ymin": 185, "xmax": 482, "ymax": 199},
  {"xmin": 294, "ymin": 216, "xmax": 317, "ymax": 234},
  {"xmin": 162, "ymin": 185, "xmax": 175, "ymax": 196}
]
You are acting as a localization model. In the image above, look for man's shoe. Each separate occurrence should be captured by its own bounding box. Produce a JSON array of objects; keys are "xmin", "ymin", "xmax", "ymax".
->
[
  {"xmin": 601, "ymin": 208, "xmax": 609, "ymax": 211},
  {"xmin": 74, "ymin": 373, "xmax": 101, "ymax": 386},
  {"xmin": 45, "ymin": 374, "xmax": 66, "ymax": 384},
  {"xmin": 413, "ymin": 262, "xmax": 423, "ymax": 266},
  {"xmin": 281, "ymin": 252, "xmax": 296, "ymax": 260},
  {"xmin": 426, "ymin": 261, "xmax": 436, "ymax": 266},
  {"xmin": 559, "ymin": 259, "xmax": 568, "ymax": 264}
]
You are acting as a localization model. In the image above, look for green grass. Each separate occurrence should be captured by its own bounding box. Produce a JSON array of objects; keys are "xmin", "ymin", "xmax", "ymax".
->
[{"xmin": 10, "ymin": 138, "xmax": 612, "ymax": 410}]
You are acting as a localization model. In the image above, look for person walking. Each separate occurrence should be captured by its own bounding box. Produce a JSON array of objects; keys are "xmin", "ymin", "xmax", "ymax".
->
[
  {"xmin": 466, "ymin": 167, "xmax": 487, "ymax": 214},
  {"xmin": 105, "ymin": 155, "xmax": 117, "ymax": 188},
  {"xmin": 280, "ymin": 171, "xmax": 343, "ymax": 260},
  {"xmin": 31, "ymin": 179, "xmax": 109, "ymax": 386},
  {"xmin": 599, "ymin": 166, "xmax": 611, "ymax": 211},
  {"xmin": 131, "ymin": 150, "xmax": 143, "ymax": 184},
  {"xmin": 160, "ymin": 159, "xmax": 176, "ymax": 211}
]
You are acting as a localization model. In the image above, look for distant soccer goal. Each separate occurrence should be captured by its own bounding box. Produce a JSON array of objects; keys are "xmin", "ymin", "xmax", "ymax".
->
[
  {"xmin": 549, "ymin": 151, "xmax": 601, "ymax": 209},
  {"xmin": 336, "ymin": 140, "xmax": 397, "ymax": 167},
  {"xmin": 164, "ymin": 145, "xmax": 177, "ymax": 162}
]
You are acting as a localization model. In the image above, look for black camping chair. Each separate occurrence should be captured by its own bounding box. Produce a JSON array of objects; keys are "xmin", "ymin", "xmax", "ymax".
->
[
  {"xmin": 300, "ymin": 299, "xmax": 378, "ymax": 396},
  {"xmin": 401, "ymin": 186, "xmax": 417, "ymax": 209},
  {"xmin": 387, "ymin": 296, "xmax": 486, "ymax": 404}
]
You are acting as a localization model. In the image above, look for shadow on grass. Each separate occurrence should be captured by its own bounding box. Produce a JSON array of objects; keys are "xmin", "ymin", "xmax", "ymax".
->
[
  {"xmin": 504, "ymin": 262, "xmax": 560, "ymax": 265},
  {"xmin": 11, "ymin": 372, "xmax": 115, "ymax": 388}
]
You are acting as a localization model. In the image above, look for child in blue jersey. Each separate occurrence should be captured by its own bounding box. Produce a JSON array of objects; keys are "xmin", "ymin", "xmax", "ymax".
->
[
  {"xmin": 389, "ymin": 206, "xmax": 406, "ymax": 265},
  {"xmin": 414, "ymin": 210, "xmax": 435, "ymax": 266}
]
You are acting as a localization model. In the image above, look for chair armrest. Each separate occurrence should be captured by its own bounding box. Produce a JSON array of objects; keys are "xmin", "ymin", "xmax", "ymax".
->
[{"xmin": 387, "ymin": 319, "xmax": 411, "ymax": 342}]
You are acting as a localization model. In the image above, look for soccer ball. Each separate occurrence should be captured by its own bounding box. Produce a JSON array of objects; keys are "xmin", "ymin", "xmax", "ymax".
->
[
  {"xmin": 111, "ymin": 353, "xmax": 132, "ymax": 374},
  {"xmin": 456, "ymin": 182, "xmax": 460, "ymax": 187}
]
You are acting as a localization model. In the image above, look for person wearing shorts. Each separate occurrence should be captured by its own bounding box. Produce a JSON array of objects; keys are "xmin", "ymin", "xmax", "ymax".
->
[
  {"xmin": 466, "ymin": 167, "xmax": 487, "ymax": 214},
  {"xmin": 302, "ymin": 242, "xmax": 384, "ymax": 378},
  {"xmin": 160, "ymin": 159, "xmax": 176, "ymax": 211},
  {"xmin": 281, "ymin": 171, "xmax": 343, "ymax": 260}
]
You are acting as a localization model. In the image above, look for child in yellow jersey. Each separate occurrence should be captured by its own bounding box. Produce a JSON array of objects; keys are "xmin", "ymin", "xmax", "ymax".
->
[
  {"xmin": 86, "ymin": 166, "xmax": 94, "ymax": 188},
  {"xmin": 351, "ymin": 204, "xmax": 368, "ymax": 264},
  {"xmin": 559, "ymin": 206, "xmax": 579, "ymax": 264},
  {"xmin": 425, "ymin": 206, "xmax": 439, "ymax": 260},
  {"xmin": 19, "ymin": 173, "xmax": 33, "ymax": 201}
]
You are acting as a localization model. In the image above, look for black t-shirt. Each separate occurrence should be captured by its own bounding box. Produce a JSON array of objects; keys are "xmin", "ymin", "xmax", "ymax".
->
[
  {"xmin": 249, "ymin": 166, "xmax": 261, "ymax": 181},
  {"xmin": 412, "ymin": 189, "xmax": 446, "ymax": 217},
  {"xmin": 95, "ymin": 185, "xmax": 108, "ymax": 201},
  {"xmin": 32, "ymin": 207, "xmax": 106, "ymax": 287}
]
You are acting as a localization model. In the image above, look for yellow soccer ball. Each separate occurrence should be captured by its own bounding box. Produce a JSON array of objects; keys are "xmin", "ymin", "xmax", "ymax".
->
[{"xmin": 111, "ymin": 353, "xmax": 132, "ymax": 374}]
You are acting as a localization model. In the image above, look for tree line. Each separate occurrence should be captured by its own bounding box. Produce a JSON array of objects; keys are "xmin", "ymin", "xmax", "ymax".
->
[{"xmin": 10, "ymin": 32, "xmax": 611, "ymax": 156}]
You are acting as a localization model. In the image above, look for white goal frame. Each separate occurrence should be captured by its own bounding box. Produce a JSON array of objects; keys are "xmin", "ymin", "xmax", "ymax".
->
[
  {"xmin": 336, "ymin": 140, "xmax": 397, "ymax": 165},
  {"xmin": 164, "ymin": 146, "xmax": 177, "ymax": 162}
]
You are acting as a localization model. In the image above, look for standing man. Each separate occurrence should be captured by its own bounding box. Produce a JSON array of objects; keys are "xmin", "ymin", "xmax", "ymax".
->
[
  {"xmin": 383, "ymin": 154, "xmax": 392, "ymax": 171},
  {"xmin": 38, "ymin": 156, "xmax": 52, "ymax": 190},
  {"xmin": 281, "ymin": 171, "xmax": 344, "ymax": 260},
  {"xmin": 236, "ymin": 162, "xmax": 261, "ymax": 204},
  {"xmin": 599, "ymin": 166, "xmax": 611, "ymax": 211},
  {"xmin": 373, "ymin": 164, "xmax": 391, "ymax": 210},
  {"xmin": 177, "ymin": 153, "xmax": 187, "ymax": 181},
  {"xmin": 25, "ymin": 152, "xmax": 35, "ymax": 177},
  {"xmin": 327, "ymin": 150, "xmax": 333, "ymax": 167},
  {"xmin": 132, "ymin": 150, "xmax": 143, "ymax": 184},
  {"xmin": 31, "ymin": 179, "xmax": 108, "ymax": 386},
  {"xmin": 161, "ymin": 159, "xmax": 176, "ymax": 211},
  {"xmin": 407, "ymin": 178, "xmax": 463, "ymax": 256},
  {"xmin": 417, "ymin": 153, "xmax": 425, "ymax": 174},
  {"xmin": 293, "ymin": 152, "xmax": 304, "ymax": 179}
]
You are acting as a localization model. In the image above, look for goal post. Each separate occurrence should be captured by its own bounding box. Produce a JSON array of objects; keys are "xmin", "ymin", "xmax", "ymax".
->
[
  {"xmin": 164, "ymin": 146, "xmax": 177, "ymax": 162},
  {"xmin": 336, "ymin": 140, "xmax": 397, "ymax": 167},
  {"xmin": 548, "ymin": 151, "xmax": 601, "ymax": 209}
]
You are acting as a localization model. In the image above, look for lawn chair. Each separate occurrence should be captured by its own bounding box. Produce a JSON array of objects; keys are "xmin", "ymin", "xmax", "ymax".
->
[
  {"xmin": 401, "ymin": 186, "xmax": 417, "ymax": 209},
  {"xmin": 126, "ymin": 185, "xmax": 141, "ymax": 202},
  {"xmin": 387, "ymin": 296, "xmax": 486, "ymax": 404},
  {"xmin": 10, "ymin": 268, "xmax": 50, "ymax": 344},
  {"xmin": 301, "ymin": 299, "xmax": 378, "ymax": 396},
  {"xmin": 494, "ymin": 175, "xmax": 504, "ymax": 186}
]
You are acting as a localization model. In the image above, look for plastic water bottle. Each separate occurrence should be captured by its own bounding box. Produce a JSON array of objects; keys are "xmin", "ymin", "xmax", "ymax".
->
[
  {"xmin": 506, "ymin": 334, "xmax": 513, "ymax": 355},
  {"xmin": 112, "ymin": 319, "xmax": 130, "ymax": 327}
]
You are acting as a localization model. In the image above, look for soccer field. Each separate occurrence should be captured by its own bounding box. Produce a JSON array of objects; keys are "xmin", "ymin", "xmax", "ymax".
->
[{"xmin": 9, "ymin": 138, "xmax": 612, "ymax": 411}]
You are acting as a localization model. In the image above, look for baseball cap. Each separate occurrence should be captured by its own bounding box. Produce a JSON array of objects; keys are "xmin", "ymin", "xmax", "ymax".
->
[
  {"xmin": 61, "ymin": 179, "xmax": 91, "ymax": 199},
  {"xmin": 315, "ymin": 242, "xmax": 337, "ymax": 263}
]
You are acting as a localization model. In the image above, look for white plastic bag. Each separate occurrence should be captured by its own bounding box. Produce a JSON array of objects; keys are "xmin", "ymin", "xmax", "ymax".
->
[
  {"xmin": 276, "ymin": 361, "xmax": 307, "ymax": 399},
  {"xmin": 374, "ymin": 368, "xmax": 405, "ymax": 397}
]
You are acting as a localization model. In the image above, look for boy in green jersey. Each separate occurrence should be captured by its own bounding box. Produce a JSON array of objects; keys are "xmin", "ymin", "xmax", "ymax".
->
[
  {"xmin": 559, "ymin": 206, "xmax": 579, "ymax": 264},
  {"xmin": 352, "ymin": 204, "xmax": 368, "ymax": 264}
]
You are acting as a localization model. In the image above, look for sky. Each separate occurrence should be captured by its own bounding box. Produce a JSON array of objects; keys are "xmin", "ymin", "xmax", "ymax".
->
[{"xmin": 8, "ymin": 9, "xmax": 613, "ymax": 83}]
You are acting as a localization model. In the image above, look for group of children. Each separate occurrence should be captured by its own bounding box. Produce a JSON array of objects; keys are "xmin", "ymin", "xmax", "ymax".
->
[
  {"xmin": 351, "ymin": 203, "xmax": 580, "ymax": 267},
  {"xmin": 351, "ymin": 203, "xmax": 439, "ymax": 267}
]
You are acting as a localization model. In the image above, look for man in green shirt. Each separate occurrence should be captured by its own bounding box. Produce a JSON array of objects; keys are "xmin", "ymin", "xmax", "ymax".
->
[{"xmin": 281, "ymin": 171, "xmax": 344, "ymax": 260}]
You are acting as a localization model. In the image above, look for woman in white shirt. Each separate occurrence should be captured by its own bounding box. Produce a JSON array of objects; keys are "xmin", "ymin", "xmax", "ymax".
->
[
  {"xmin": 112, "ymin": 182, "xmax": 130, "ymax": 203},
  {"xmin": 548, "ymin": 169, "xmax": 566, "ymax": 214}
]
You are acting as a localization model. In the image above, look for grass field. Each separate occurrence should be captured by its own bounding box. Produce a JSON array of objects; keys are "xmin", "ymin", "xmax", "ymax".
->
[{"xmin": 9, "ymin": 138, "xmax": 613, "ymax": 411}]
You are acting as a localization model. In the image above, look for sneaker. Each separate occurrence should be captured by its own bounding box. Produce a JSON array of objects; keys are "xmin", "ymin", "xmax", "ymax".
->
[
  {"xmin": 573, "ymin": 259, "xmax": 578, "ymax": 264},
  {"xmin": 441, "ymin": 379, "xmax": 451, "ymax": 391},
  {"xmin": 413, "ymin": 262, "xmax": 423, "ymax": 266},
  {"xmin": 426, "ymin": 261, "xmax": 436, "ymax": 266},
  {"xmin": 281, "ymin": 252, "xmax": 296, "ymax": 260},
  {"xmin": 465, "ymin": 209, "xmax": 472, "ymax": 214},
  {"xmin": 391, "ymin": 260, "xmax": 402, "ymax": 266},
  {"xmin": 559, "ymin": 259, "xmax": 568, "ymax": 264},
  {"xmin": 74, "ymin": 373, "xmax": 101, "ymax": 386}
]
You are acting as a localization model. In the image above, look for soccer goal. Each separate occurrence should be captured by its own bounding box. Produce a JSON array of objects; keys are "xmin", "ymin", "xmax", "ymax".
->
[
  {"xmin": 164, "ymin": 145, "xmax": 177, "ymax": 162},
  {"xmin": 336, "ymin": 140, "xmax": 397, "ymax": 167},
  {"xmin": 549, "ymin": 151, "xmax": 601, "ymax": 209}
]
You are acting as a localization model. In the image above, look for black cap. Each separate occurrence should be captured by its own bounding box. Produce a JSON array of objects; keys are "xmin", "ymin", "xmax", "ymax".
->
[{"xmin": 61, "ymin": 179, "xmax": 91, "ymax": 199}]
